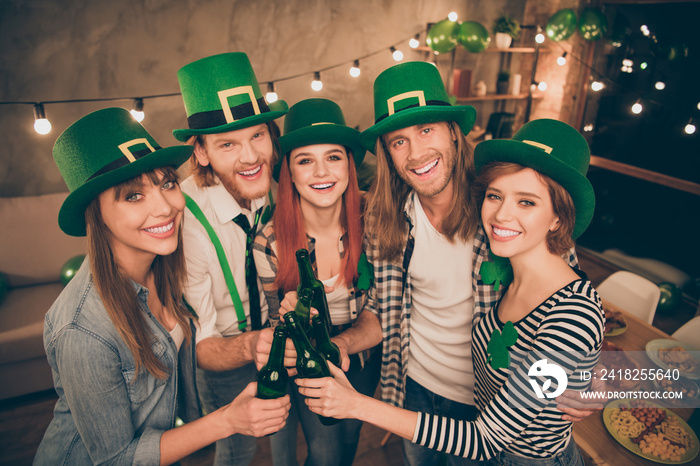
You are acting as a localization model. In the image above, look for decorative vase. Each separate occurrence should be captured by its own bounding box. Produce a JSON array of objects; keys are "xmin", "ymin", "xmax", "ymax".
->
[
  {"xmin": 497, "ymin": 80, "xmax": 509, "ymax": 95},
  {"xmin": 474, "ymin": 80, "xmax": 487, "ymax": 97},
  {"xmin": 494, "ymin": 33, "xmax": 512, "ymax": 49}
]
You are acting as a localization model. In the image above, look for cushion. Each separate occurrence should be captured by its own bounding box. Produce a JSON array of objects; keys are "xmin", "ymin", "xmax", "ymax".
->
[
  {"xmin": 0, "ymin": 283, "xmax": 64, "ymax": 364},
  {"xmin": 0, "ymin": 193, "xmax": 86, "ymax": 287}
]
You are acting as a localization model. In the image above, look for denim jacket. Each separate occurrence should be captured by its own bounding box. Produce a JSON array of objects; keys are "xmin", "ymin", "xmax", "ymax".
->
[{"xmin": 34, "ymin": 260, "xmax": 201, "ymax": 465}]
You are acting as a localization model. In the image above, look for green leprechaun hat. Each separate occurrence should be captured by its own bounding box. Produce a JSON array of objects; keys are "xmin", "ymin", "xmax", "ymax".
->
[
  {"xmin": 360, "ymin": 61, "xmax": 476, "ymax": 152},
  {"xmin": 54, "ymin": 107, "xmax": 193, "ymax": 237},
  {"xmin": 275, "ymin": 98, "xmax": 365, "ymax": 181},
  {"xmin": 173, "ymin": 52, "xmax": 288, "ymax": 142},
  {"xmin": 474, "ymin": 118, "xmax": 595, "ymax": 239}
]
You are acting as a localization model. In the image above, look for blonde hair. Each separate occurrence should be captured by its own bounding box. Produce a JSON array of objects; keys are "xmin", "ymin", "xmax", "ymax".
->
[
  {"xmin": 85, "ymin": 167, "xmax": 191, "ymax": 379},
  {"xmin": 364, "ymin": 121, "xmax": 479, "ymax": 262}
]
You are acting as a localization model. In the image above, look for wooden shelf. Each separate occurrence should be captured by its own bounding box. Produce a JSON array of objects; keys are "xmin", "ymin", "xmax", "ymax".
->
[
  {"xmin": 414, "ymin": 46, "xmax": 549, "ymax": 54},
  {"xmin": 454, "ymin": 93, "xmax": 543, "ymax": 103}
]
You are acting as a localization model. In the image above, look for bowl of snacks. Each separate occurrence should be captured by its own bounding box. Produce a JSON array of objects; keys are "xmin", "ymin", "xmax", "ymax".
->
[{"xmin": 654, "ymin": 375, "xmax": 699, "ymax": 406}]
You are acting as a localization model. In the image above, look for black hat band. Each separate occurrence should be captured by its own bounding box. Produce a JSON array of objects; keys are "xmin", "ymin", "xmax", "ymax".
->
[
  {"xmin": 187, "ymin": 97, "xmax": 271, "ymax": 130},
  {"xmin": 87, "ymin": 143, "xmax": 161, "ymax": 181}
]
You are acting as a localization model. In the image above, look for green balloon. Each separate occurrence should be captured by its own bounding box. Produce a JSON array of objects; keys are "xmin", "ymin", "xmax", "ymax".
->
[
  {"xmin": 0, "ymin": 272, "xmax": 8, "ymax": 305},
  {"xmin": 61, "ymin": 254, "xmax": 86, "ymax": 286},
  {"xmin": 578, "ymin": 8, "xmax": 608, "ymax": 41},
  {"xmin": 546, "ymin": 9, "xmax": 577, "ymax": 42},
  {"xmin": 457, "ymin": 21, "xmax": 490, "ymax": 53},
  {"xmin": 427, "ymin": 19, "xmax": 460, "ymax": 54},
  {"xmin": 657, "ymin": 282, "xmax": 682, "ymax": 314}
]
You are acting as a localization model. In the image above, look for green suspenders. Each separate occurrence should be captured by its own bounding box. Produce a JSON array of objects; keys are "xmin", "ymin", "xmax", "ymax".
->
[{"xmin": 184, "ymin": 193, "xmax": 248, "ymax": 331}]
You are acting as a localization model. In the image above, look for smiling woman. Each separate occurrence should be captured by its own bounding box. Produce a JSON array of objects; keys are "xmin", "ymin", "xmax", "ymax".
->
[
  {"xmin": 34, "ymin": 108, "xmax": 290, "ymax": 466},
  {"xmin": 253, "ymin": 98, "xmax": 381, "ymax": 466}
]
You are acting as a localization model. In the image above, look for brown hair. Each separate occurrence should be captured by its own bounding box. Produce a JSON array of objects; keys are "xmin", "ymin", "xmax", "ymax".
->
[
  {"xmin": 473, "ymin": 162, "xmax": 576, "ymax": 255},
  {"xmin": 85, "ymin": 167, "xmax": 191, "ymax": 379},
  {"xmin": 186, "ymin": 121, "xmax": 282, "ymax": 187},
  {"xmin": 364, "ymin": 121, "xmax": 479, "ymax": 262}
]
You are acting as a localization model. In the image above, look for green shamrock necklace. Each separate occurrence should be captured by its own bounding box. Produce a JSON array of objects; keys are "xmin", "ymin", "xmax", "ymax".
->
[
  {"xmin": 480, "ymin": 247, "xmax": 517, "ymax": 369},
  {"xmin": 486, "ymin": 321, "xmax": 518, "ymax": 370}
]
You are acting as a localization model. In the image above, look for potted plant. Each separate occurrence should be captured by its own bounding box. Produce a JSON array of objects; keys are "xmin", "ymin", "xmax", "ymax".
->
[
  {"xmin": 496, "ymin": 70, "xmax": 510, "ymax": 94},
  {"xmin": 492, "ymin": 14, "xmax": 520, "ymax": 48}
]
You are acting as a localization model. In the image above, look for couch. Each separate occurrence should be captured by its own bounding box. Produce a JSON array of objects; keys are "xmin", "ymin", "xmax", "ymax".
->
[{"xmin": 0, "ymin": 192, "xmax": 86, "ymax": 401}]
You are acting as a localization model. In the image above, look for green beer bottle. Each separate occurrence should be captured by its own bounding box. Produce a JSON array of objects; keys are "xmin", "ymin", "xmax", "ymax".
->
[
  {"xmin": 296, "ymin": 248, "xmax": 332, "ymax": 334},
  {"xmin": 312, "ymin": 314, "xmax": 341, "ymax": 368},
  {"xmin": 256, "ymin": 325, "xmax": 289, "ymax": 399},
  {"xmin": 283, "ymin": 294, "xmax": 340, "ymax": 426}
]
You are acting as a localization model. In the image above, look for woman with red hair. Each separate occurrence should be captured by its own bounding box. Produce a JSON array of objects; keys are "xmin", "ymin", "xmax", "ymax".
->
[{"xmin": 254, "ymin": 98, "xmax": 380, "ymax": 466}]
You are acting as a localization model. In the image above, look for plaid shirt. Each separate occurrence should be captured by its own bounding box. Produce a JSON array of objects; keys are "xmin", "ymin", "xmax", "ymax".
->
[
  {"xmin": 253, "ymin": 222, "xmax": 374, "ymax": 364},
  {"xmin": 365, "ymin": 193, "xmax": 578, "ymax": 407}
]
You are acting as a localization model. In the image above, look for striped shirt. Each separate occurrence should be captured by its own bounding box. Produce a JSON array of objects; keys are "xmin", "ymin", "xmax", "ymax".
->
[
  {"xmin": 413, "ymin": 278, "xmax": 604, "ymax": 460},
  {"xmin": 364, "ymin": 193, "xmax": 579, "ymax": 408}
]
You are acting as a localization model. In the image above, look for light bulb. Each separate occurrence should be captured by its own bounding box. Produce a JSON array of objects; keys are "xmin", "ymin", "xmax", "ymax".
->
[
  {"xmin": 557, "ymin": 52, "xmax": 567, "ymax": 66},
  {"xmin": 584, "ymin": 124, "xmax": 594, "ymax": 132},
  {"xmin": 265, "ymin": 83, "xmax": 278, "ymax": 104},
  {"xmin": 685, "ymin": 120, "xmax": 696, "ymax": 135},
  {"xmin": 591, "ymin": 81, "xmax": 604, "ymax": 92},
  {"xmin": 641, "ymin": 25, "xmax": 650, "ymax": 36},
  {"xmin": 409, "ymin": 35, "xmax": 420, "ymax": 48},
  {"xmin": 640, "ymin": 62, "xmax": 648, "ymax": 70},
  {"xmin": 311, "ymin": 72, "xmax": 323, "ymax": 92},
  {"xmin": 631, "ymin": 101, "xmax": 643, "ymax": 114},
  {"xmin": 130, "ymin": 98, "xmax": 145, "ymax": 122},
  {"xmin": 535, "ymin": 31, "xmax": 545, "ymax": 44},
  {"xmin": 33, "ymin": 103, "xmax": 52, "ymax": 135},
  {"xmin": 391, "ymin": 47, "xmax": 403, "ymax": 62},
  {"xmin": 349, "ymin": 60, "xmax": 361, "ymax": 78},
  {"xmin": 448, "ymin": 12, "xmax": 458, "ymax": 22},
  {"xmin": 537, "ymin": 81, "xmax": 547, "ymax": 91},
  {"xmin": 655, "ymin": 81, "xmax": 666, "ymax": 90}
]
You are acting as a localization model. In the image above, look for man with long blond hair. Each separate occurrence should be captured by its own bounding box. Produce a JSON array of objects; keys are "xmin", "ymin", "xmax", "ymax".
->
[
  {"xmin": 331, "ymin": 62, "xmax": 598, "ymax": 466},
  {"xmin": 172, "ymin": 53, "xmax": 290, "ymax": 466}
]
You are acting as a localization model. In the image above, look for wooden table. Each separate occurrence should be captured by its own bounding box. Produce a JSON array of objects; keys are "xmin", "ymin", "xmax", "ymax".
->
[{"xmin": 573, "ymin": 303, "xmax": 696, "ymax": 465}]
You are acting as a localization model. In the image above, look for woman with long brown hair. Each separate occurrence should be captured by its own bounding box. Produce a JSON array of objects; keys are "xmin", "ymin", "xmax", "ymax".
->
[
  {"xmin": 254, "ymin": 98, "xmax": 380, "ymax": 466},
  {"xmin": 35, "ymin": 108, "xmax": 289, "ymax": 465}
]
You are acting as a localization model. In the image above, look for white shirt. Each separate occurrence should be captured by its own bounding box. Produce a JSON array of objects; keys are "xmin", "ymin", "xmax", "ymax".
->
[
  {"xmin": 321, "ymin": 274, "xmax": 352, "ymax": 326},
  {"xmin": 181, "ymin": 176, "xmax": 271, "ymax": 343},
  {"xmin": 407, "ymin": 193, "xmax": 475, "ymax": 404}
]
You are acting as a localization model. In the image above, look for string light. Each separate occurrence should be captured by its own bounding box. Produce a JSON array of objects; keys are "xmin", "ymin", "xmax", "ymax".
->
[
  {"xmin": 537, "ymin": 81, "xmax": 547, "ymax": 91},
  {"xmin": 640, "ymin": 62, "xmax": 648, "ymax": 70},
  {"xmin": 535, "ymin": 26, "xmax": 545, "ymax": 44},
  {"xmin": 591, "ymin": 80, "xmax": 605, "ymax": 91},
  {"xmin": 557, "ymin": 52, "xmax": 568, "ymax": 66},
  {"xmin": 390, "ymin": 47, "xmax": 404, "ymax": 62},
  {"xmin": 621, "ymin": 59, "xmax": 634, "ymax": 73},
  {"xmin": 409, "ymin": 34, "xmax": 420, "ymax": 49},
  {"xmin": 685, "ymin": 119, "xmax": 696, "ymax": 135},
  {"xmin": 655, "ymin": 81, "xmax": 666, "ymax": 90},
  {"xmin": 349, "ymin": 60, "xmax": 361, "ymax": 78},
  {"xmin": 311, "ymin": 72, "xmax": 323, "ymax": 92},
  {"xmin": 584, "ymin": 124, "xmax": 594, "ymax": 132},
  {"xmin": 448, "ymin": 12, "xmax": 458, "ymax": 22},
  {"xmin": 631, "ymin": 100, "xmax": 643, "ymax": 114},
  {"xmin": 33, "ymin": 103, "xmax": 51, "ymax": 135},
  {"xmin": 265, "ymin": 82, "xmax": 278, "ymax": 104},
  {"xmin": 640, "ymin": 25, "xmax": 650, "ymax": 36},
  {"xmin": 130, "ymin": 98, "xmax": 145, "ymax": 122}
]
